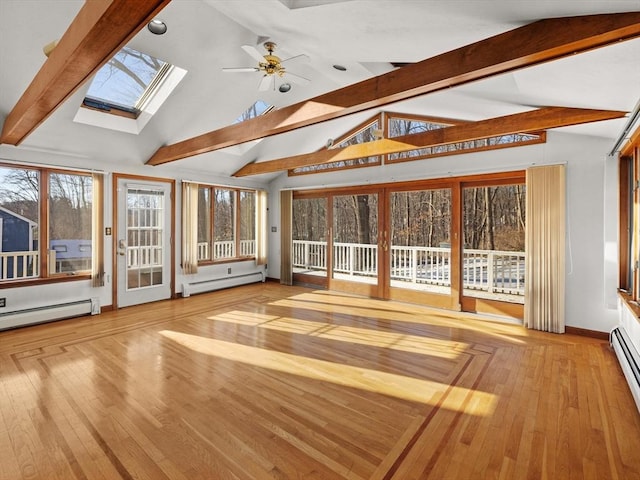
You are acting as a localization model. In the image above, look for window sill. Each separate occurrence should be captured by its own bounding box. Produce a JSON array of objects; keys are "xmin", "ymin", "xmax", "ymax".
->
[
  {"xmin": 0, "ymin": 274, "xmax": 92, "ymax": 289},
  {"xmin": 618, "ymin": 290, "xmax": 640, "ymax": 325},
  {"xmin": 197, "ymin": 257, "xmax": 256, "ymax": 267}
]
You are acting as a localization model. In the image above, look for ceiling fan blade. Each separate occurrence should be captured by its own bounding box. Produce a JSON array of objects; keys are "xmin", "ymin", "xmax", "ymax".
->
[
  {"xmin": 281, "ymin": 53, "xmax": 310, "ymax": 65},
  {"xmin": 258, "ymin": 74, "xmax": 273, "ymax": 91},
  {"xmin": 285, "ymin": 71, "xmax": 311, "ymax": 85},
  {"xmin": 222, "ymin": 67, "xmax": 260, "ymax": 73},
  {"xmin": 241, "ymin": 44, "xmax": 266, "ymax": 63}
]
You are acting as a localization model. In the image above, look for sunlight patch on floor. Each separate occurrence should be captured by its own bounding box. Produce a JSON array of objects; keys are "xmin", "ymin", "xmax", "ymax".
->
[
  {"xmin": 272, "ymin": 292, "xmax": 527, "ymax": 345},
  {"xmin": 207, "ymin": 310, "xmax": 465, "ymax": 359},
  {"xmin": 159, "ymin": 329, "xmax": 497, "ymax": 414}
]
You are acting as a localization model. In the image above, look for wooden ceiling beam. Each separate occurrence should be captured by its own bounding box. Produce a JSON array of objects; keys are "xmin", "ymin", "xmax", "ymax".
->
[
  {"xmin": 232, "ymin": 107, "xmax": 626, "ymax": 177},
  {"xmin": 147, "ymin": 12, "xmax": 640, "ymax": 166},
  {"xmin": 0, "ymin": 0, "xmax": 171, "ymax": 146}
]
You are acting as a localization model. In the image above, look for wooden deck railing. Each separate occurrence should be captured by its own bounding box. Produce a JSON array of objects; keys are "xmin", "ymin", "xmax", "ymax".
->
[{"xmin": 292, "ymin": 240, "xmax": 525, "ymax": 297}]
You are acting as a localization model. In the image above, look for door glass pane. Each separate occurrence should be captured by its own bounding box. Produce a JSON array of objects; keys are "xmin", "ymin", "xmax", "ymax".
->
[
  {"xmin": 390, "ymin": 189, "xmax": 451, "ymax": 293},
  {"xmin": 292, "ymin": 197, "xmax": 328, "ymax": 277},
  {"xmin": 463, "ymin": 184, "xmax": 526, "ymax": 303},
  {"xmin": 127, "ymin": 188, "xmax": 164, "ymax": 290},
  {"xmin": 332, "ymin": 194, "xmax": 378, "ymax": 283}
]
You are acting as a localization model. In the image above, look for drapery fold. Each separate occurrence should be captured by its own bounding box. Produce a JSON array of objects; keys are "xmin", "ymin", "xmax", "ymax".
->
[
  {"xmin": 182, "ymin": 181, "xmax": 199, "ymax": 275},
  {"xmin": 524, "ymin": 164, "xmax": 566, "ymax": 333},
  {"xmin": 256, "ymin": 190, "xmax": 268, "ymax": 266},
  {"xmin": 91, "ymin": 172, "xmax": 105, "ymax": 287}
]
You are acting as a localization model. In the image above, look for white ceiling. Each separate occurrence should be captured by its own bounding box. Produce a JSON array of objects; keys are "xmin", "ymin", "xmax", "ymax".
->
[{"xmin": 1, "ymin": 0, "xmax": 639, "ymax": 183}]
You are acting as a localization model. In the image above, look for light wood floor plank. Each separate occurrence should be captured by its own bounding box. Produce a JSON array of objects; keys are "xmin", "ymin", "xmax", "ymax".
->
[{"xmin": 1, "ymin": 283, "xmax": 640, "ymax": 479}]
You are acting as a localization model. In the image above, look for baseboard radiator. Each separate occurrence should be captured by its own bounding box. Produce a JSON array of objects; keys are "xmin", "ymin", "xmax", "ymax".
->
[
  {"xmin": 0, "ymin": 298, "xmax": 99, "ymax": 331},
  {"xmin": 610, "ymin": 326, "xmax": 640, "ymax": 413},
  {"xmin": 182, "ymin": 271, "xmax": 265, "ymax": 297}
]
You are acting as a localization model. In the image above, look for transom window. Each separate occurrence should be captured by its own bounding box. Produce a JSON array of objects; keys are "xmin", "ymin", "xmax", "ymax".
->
[{"xmin": 289, "ymin": 112, "xmax": 546, "ymax": 175}]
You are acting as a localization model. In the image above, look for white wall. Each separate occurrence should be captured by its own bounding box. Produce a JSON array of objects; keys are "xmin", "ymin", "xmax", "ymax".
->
[
  {"xmin": 0, "ymin": 145, "xmax": 268, "ymax": 316},
  {"xmin": 266, "ymin": 131, "xmax": 619, "ymax": 333}
]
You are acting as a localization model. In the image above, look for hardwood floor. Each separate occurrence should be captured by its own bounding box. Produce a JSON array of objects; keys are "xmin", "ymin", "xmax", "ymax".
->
[{"xmin": 1, "ymin": 283, "xmax": 639, "ymax": 479}]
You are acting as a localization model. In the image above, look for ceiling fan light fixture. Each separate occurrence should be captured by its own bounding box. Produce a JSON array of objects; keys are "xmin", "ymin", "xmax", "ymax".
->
[
  {"xmin": 279, "ymin": 83, "xmax": 292, "ymax": 93},
  {"xmin": 148, "ymin": 19, "xmax": 167, "ymax": 35}
]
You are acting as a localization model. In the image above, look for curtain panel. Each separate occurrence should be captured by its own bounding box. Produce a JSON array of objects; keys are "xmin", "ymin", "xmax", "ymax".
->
[
  {"xmin": 256, "ymin": 190, "xmax": 268, "ymax": 266},
  {"xmin": 524, "ymin": 164, "xmax": 566, "ymax": 333},
  {"xmin": 182, "ymin": 181, "xmax": 199, "ymax": 275},
  {"xmin": 280, "ymin": 190, "xmax": 293, "ymax": 285},
  {"xmin": 91, "ymin": 172, "xmax": 105, "ymax": 288}
]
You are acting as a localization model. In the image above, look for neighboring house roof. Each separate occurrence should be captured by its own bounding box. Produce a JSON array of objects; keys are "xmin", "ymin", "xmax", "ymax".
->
[{"xmin": 0, "ymin": 206, "xmax": 37, "ymax": 227}]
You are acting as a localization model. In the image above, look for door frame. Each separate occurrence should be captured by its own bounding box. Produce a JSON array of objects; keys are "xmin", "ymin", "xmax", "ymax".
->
[{"xmin": 111, "ymin": 173, "xmax": 176, "ymax": 309}]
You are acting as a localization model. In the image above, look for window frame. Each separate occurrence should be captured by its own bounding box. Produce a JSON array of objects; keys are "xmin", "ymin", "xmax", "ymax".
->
[{"xmin": 0, "ymin": 163, "xmax": 98, "ymax": 287}]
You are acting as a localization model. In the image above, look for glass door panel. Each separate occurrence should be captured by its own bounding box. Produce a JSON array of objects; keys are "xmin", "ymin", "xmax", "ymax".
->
[
  {"xmin": 462, "ymin": 184, "xmax": 526, "ymax": 305},
  {"xmin": 331, "ymin": 193, "xmax": 381, "ymax": 295},
  {"xmin": 389, "ymin": 189, "xmax": 452, "ymax": 295},
  {"xmin": 117, "ymin": 179, "xmax": 172, "ymax": 308},
  {"xmin": 292, "ymin": 197, "xmax": 328, "ymax": 282}
]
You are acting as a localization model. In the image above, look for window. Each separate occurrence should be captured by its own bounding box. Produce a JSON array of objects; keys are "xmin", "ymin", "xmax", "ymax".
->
[
  {"xmin": 234, "ymin": 100, "xmax": 274, "ymax": 124},
  {"xmin": 75, "ymin": 46, "xmax": 187, "ymax": 134},
  {"xmin": 386, "ymin": 115, "xmax": 544, "ymax": 163},
  {"xmin": 290, "ymin": 116, "xmax": 383, "ymax": 175},
  {"xmin": 196, "ymin": 186, "xmax": 257, "ymax": 263},
  {"xmin": 620, "ymin": 148, "xmax": 640, "ymax": 300},
  {"xmin": 289, "ymin": 112, "xmax": 546, "ymax": 175},
  {"xmin": 0, "ymin": 164, "xmax": 98, "ymax": 282},
  {"xmin": 84, "ymin": 46, "xmax": 170, "ymax": 117}
]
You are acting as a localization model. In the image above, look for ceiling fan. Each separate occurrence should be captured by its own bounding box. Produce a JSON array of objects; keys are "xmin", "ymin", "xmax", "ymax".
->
[{"xmin": 223, "ymin": 41, "xmax": 310, "ymax": 91}]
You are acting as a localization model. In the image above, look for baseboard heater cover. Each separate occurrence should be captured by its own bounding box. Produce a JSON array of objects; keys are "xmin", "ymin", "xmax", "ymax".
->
[
  {"xmin": 182, "ymin": 271, "xmax": 265, "ymax": 297},
  {"xmin": 0, "ymin": 298, "xmax": 99, "ymax": 331},
  {"xmin": 610, "ymin": 326, "xmax": 640, "ymax": 413}
]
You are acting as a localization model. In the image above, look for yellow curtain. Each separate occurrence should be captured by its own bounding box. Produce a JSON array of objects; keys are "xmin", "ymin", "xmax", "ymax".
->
[
  {"xmin": 255, "ymin": 190, "xmax": 268, "ymax": 266},
  {"xmin": 91, "ymin": 172, "xmax": 104, "ymax": 288},
  {"xmin": 280, "ymin": 190, "xmax": 293, "ymax": 285},
  {"xmin": 524, "ymin": 164, "xmax": 566, "ymax": 333},
  {"xmin": 182, "ymin": 181, "xmax": 199, "ymax": 275}
]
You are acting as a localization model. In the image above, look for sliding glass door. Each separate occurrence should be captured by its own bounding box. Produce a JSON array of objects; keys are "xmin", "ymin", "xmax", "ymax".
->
[
  {"xmin": 290, "ymin": 171, "xmax": 525, "ymax": 318},
  {"xmin": 388, "ymin": 187, "xmax": 455, "ymax": 308},
  {"xmin": 292, "ymin": 196, "xmax": 328, "ymax": 286},
  {"xmin": 461, "ymin": 182, "xmax": 526, "ymax": 316},
  {"xmin": 330, "ymin": 192, "xmax": 383, "ymax": 296}
]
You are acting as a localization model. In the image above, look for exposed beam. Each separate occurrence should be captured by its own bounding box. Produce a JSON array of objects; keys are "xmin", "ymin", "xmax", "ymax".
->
[
  {"xmin": 232, "ymin": 107, "xmax": 626, "ymax": 177},
  {"xmin": 147, "ymin": 12, "xmax": 640, "ymax": 166},
  {"xmin": 0, "ymin": 0, "xmax": 171, "ymax": 146}
]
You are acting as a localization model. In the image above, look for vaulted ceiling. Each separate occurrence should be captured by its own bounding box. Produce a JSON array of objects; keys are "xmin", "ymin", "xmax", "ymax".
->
[{"xmin": 1, "ymin": 1, "xmax": 639, "ymax": 184}]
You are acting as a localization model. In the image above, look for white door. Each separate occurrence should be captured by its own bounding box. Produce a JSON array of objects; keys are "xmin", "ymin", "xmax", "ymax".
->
[{"xmin": 116, "ymin": 179, "xmax": 172, "ymax": 308}]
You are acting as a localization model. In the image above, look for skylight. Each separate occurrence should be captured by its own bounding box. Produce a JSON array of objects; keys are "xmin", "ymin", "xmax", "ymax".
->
[
  {"xmin": 233, "ymin": 100, "xmax": 274, "ymax": 124},
  {"xmin": 75, "ymin": 46, "xmax": 186, "ymax": 134},
  {"xmin": 84, "ymin": 46, "xmax": 170, "ymax": 116}
]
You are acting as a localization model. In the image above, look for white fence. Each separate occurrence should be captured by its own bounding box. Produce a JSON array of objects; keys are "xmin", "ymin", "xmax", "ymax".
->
[
  {"xmin": 0, "ymin": 250, "xmax": 39, "ymax": 280},
  {"xmin": 292, "ymin": 240, "xmax": 525, "ymax": 299},
  {"xmin": 197, "ymin": 240, "xmax": 256, "ymax": 261}
]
